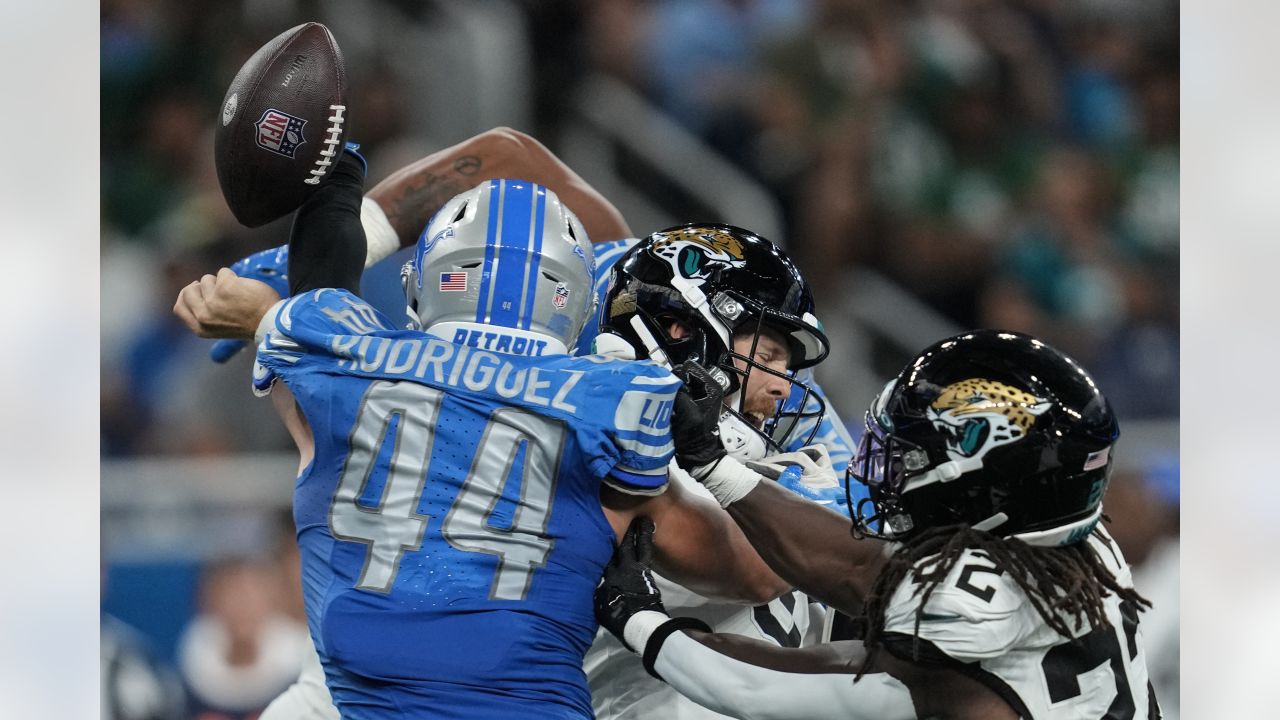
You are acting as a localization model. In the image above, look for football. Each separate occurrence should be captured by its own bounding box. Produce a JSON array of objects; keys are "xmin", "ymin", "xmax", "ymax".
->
[{"xmin": 214, "ymin": 22, "xmax": 349, "ymax": 227}]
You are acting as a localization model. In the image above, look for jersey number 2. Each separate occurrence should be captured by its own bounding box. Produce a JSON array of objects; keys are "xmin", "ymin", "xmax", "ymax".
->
[
  {"xmin": 1041, "ymin": 598, "xmax": 1143, "ymax": 719},
  {"xmin": 329, "ymin": 380, "xmax": 562, "ymax": 599}
]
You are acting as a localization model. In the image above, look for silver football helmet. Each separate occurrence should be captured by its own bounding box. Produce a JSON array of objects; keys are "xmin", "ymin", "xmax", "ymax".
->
[{"xmin": 401, "ymin": 179, "xmax": 596, "ymax": 354}]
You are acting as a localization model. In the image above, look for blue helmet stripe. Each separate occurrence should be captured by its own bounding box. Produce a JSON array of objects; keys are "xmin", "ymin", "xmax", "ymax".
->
[
  {"xmin": 488, "ymin": 180, "xmax": 535, "ymax": 328},
  {"xmin": 520, "ymin": 186, "xmax": 547, "ymax": 329},
  {"xmin": 475, "ymin": 179, "xmax": 503, "ymax": 323}
]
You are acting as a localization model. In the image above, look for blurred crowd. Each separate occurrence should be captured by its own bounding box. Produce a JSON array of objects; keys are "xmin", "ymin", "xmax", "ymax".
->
[
  {"xmin": 101, "ymin": 0, "xmax": 1178, "ymax": 457},
  {"xmin": 103, "ymin": 518, "xmax": 312, "ymax": 720},
  {"xmin": 573, "ymin": 0, "xmax": 1179, "ymax": 416}
]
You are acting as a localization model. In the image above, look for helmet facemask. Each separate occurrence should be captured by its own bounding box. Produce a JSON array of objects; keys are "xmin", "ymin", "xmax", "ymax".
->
[
  {"xmin": 713, "ymin": 299, "xmax": 828, "ymax": 454},
  {"xmin": 635, "ymin": 283, "xmax": 829, "ymax": 455}
]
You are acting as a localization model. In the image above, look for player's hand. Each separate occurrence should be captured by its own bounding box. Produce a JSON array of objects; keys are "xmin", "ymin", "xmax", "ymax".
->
[
  {"xmin": 747, "ymin": 445, "xmax": 851, "ymax": 518},
  {"xmin": 174, "ymin": 267, "xmax": 282, "ymax": 341},
  {"xmin": 595, "ymin": 517, "xmax": 666, "ymax": 651},
  {"xmin": 207, "ymin": 246, "xmax": 291, "ymax": 361},
  {"xmin": 670, "ymin": 361, "xmax": 728, "ymax": 472}
]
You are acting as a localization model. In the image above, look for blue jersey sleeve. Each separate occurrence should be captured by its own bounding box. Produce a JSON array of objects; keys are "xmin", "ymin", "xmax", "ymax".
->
[
  {"xmin": 577, "ymin": 358, "xmax": 678, "ymax": 494},
  {"xmin": 574, "ymin": 238, "xmax": 638, "ymax": 356},
  {"xmin": 253, "ymin": 289, "xmax": 397, "ymax": 395}
]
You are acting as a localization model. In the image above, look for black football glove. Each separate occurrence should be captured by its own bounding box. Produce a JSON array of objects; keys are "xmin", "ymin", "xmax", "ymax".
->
[
  {"xmin": 595, "ymin": 516, "xmax": 666, "ymax": 651},
  {"xmin": 670, "ymin": 361, "xmax": 728, "ymax": 471},
  {"xmin": 595, "ymin": 516, "xmax": 714, "ymax": 679}
]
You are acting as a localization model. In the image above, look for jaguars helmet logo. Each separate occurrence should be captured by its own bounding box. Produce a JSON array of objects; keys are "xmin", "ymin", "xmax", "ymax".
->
[
  {"xmin": 927, "ymin": 378, "xmax": 1051, "ymax": 462},
  {"xmin": 650, "ymin": 226, "xmax": 747, "ymax": 282}
]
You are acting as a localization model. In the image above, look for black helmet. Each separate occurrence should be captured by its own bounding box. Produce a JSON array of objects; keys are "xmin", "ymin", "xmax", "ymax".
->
[
  {"xmin": 600, "ymin": 223, "xmax": 829, "ymax": 450},
  {"xmin": 850, "ymin": 330, "xmax": 1120, "ymax": 547}
]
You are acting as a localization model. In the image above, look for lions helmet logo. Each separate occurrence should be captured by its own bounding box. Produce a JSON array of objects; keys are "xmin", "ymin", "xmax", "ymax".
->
[
  {"xmin": 650, "ymin": 227, "xmax": 747, "ymax": 282},
  {"xmin": 928, "ymin": 379, "xmax": 1051, "ymax": 462}
]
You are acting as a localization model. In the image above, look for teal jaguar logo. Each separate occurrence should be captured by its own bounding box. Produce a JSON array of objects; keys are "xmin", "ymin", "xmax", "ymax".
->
[
  {"xmin": 651, "ymin": 226, "xmax": 747, "ymax": 282},
  {"xmin": 928, "ymin": 378, "xmax": 1051, "ymax": 461}
]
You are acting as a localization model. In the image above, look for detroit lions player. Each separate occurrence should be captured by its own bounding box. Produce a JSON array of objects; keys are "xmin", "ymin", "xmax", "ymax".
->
[
  {"xmin": 210, "ymin": 231, "xmax": 861, "ymax": 720},
  {"xmin": 195, "ymin": 140, "xmax": 862, "ymax": 720},
  {"xmin": 177, "ymin": 146, "xmax": 791, "ymax": 718},
  {"xmin": 597, "ymin": 330, "xmax": 1160, "ymax": 720}
]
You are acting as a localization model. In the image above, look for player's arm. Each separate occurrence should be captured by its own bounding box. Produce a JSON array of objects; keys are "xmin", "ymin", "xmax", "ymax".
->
[
  {"xmin": 670, "ymin": 363, "xmax": 886, "ymax": 615},
  {"xmin": 252, "ymin": 126, "xmax": 630, "ymax": 298},
  {"xmin": 270, "ymin": 383, "xmax": 314, "ymax": 474},
  {"xmin": 197, "ymin": 129, "xmax": 629, "ymax": 360},
  {"xmin": 288, "ymin": 148, "xmax": 367, "ymax": 296},
  {"xmin": 648, "ymin": 627, "xmax": 1018, "ymax": 720},
  {"xmin": 723, "ymin": 481, "xmax": 885, "ymax": 615},
  {"xmin": 367, "ymin": 127, "xmax": 632, "ymax": 247},
  {"xmin": 647, "ymin": 632, "xmax": 917, "ymax": 720},
  {"xmin": 174, "ymin": 268, "xmax": 282, "ymax": 340},
  {"xmin": 597, "ymin": 518, "xmax": 1017, "ymax": 720},
  {"xmin": 601, "ymin": 481, "xmax": 791, "ymax": 605}
]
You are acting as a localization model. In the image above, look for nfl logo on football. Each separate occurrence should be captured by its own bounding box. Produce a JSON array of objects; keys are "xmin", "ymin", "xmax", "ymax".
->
[
  {"xmin": 255, "ymin": 108, "xmax": 308, "ymax": 158},
  {"xmin": 553, "ymin": 283, "xmax": 570, "ymax": 309}
]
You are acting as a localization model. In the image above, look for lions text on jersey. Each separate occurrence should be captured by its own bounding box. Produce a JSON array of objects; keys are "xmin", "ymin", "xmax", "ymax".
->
[{"xmin": 254, "ymin": 288, "xmax": 679, "ymax": 719}]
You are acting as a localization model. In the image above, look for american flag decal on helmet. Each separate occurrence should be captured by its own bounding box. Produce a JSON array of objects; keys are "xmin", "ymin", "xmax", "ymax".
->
[
  {"xmin": 1083, "ymin": 446, "xmax": 1111, "ymax": 471},
  {"xmin": 255, "ymin": 109, "xmax": 307, "ymax": 158},
  {"xmin": 439, "ymin": 272, "xmax": 468, "ymax": 292}
]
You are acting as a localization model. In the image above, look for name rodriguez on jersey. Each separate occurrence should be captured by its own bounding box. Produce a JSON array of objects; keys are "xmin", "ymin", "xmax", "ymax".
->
[{"xmin": 332, "ymin": 333, "xmax": 585, "ymax": 411}]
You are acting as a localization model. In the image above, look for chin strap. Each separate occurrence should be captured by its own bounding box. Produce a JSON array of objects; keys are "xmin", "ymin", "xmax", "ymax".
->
[
  {"xmin": 592, "ymin": 331, "xmax": 638, "ymax": 360},
  {"xmin": 629, "ymin": 316, "xmax": 672, "ymax": 368}
]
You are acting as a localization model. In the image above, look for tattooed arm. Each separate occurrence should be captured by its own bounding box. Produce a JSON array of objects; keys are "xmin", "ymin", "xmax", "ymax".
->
[
  {"xmin": 183, "ymin": 129, "xmax": 634, "ymax": 354},
  {"xmin": 366, "ymin": 127, "xmax": 633, "ymax": 247}
]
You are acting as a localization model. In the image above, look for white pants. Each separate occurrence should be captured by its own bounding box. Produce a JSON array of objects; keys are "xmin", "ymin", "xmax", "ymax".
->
[{"xmin": 259, "ymin": 642, "xmax": 340, "ymax": 720}]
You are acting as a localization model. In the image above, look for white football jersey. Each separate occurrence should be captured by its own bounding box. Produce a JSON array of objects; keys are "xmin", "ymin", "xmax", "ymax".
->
[
  {"xmin": 585, "ymin": 464, "xmax": 815, "ymax": 720},
  {"xmin": 882, "ymin": 527, "xmax": 1159, "ymax": 719}
]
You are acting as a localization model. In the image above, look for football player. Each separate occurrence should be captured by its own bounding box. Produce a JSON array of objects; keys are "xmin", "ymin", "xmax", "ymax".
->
[
  {"xmin": 176, "ymin": 145, "xmax": 792, "ymax": 718},
  {"xmin": 195, "ymin": 131, "xmax": 864, "ymax": 720},
  {"xmin": 596, "ymin": 330, "xmax": 1160, "ymax": 720},
  {"xmin": 585, "ymin": 225, "xmax": 860, "ymax": 720}
]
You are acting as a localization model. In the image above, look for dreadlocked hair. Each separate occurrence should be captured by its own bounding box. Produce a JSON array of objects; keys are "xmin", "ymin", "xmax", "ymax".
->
[{"xmin": 856, "ymin": 523, "xmax": 1150, "ymax": 678}]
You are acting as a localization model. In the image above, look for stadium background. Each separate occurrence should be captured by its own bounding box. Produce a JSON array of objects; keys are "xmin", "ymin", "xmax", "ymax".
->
[{"xmin": 99, "ymin": 1, "xmax": 1179, "ymax": 718}]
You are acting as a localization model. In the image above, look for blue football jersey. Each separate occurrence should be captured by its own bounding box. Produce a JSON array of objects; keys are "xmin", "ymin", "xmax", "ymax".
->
[
  {"xmin": 574, "ymin": 237, "xmax": 634, "ymax": 354},
  {"xmin": 254, "ymin": 289, "xmax": 678, "ymax": 718}
]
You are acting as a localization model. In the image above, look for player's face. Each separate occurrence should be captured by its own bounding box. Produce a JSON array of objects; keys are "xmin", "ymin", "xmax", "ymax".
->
[{"xmin": 731, "ymin": 328, "xmax": 792, "ymax": 428}]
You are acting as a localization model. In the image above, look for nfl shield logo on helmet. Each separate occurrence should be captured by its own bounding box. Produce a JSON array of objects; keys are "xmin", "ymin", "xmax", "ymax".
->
[
  {"xmin": 255, "ymin": 109, "xmax": 307, "ymax": 158},
  {"xmin": 553, "ymin": 283, "xmax": 570, "ymax": 309}
]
